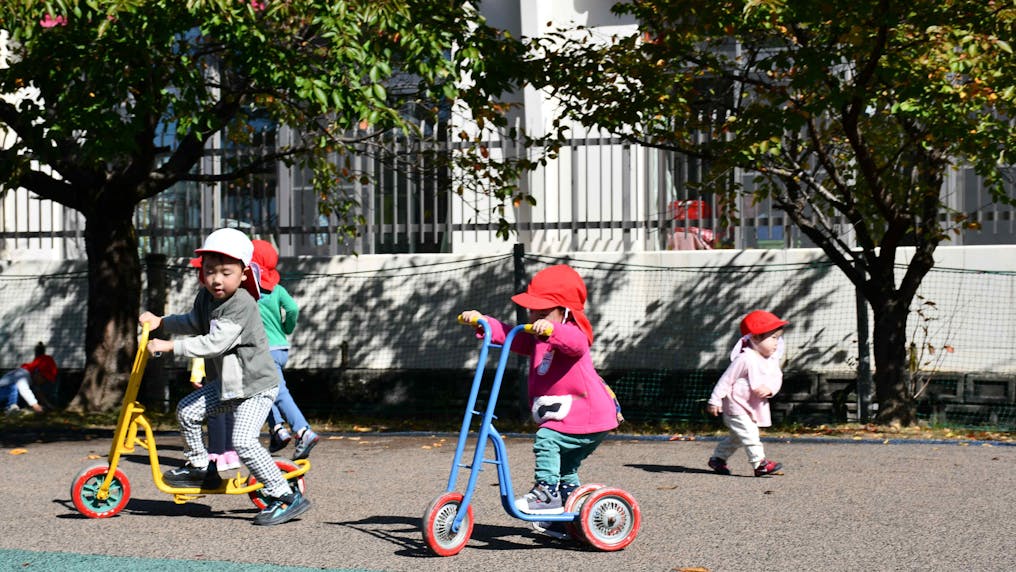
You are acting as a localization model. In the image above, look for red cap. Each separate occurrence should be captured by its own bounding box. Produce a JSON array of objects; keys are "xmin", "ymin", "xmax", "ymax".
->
[
  {"xmin": 511, "ymin": 265, "xmax": 594, "ymax": 344},
  {"xmin": 251, "ymin": 239, "xmax": 280, "ymax": 291},
  {"xmin": 740, "ymin": 310, "xmax": 789, "ymax": 336}
]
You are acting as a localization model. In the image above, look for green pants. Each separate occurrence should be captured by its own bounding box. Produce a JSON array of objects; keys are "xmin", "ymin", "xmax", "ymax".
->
[{"xmin": 533, "ymin": 427, "xmax": 609, "ymax": 486}]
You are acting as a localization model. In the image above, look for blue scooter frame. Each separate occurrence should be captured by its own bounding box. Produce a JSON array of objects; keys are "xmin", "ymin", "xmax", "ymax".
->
[{"xmin": 421, "ymin": 317, "xmax": 641, "ymax": 556}]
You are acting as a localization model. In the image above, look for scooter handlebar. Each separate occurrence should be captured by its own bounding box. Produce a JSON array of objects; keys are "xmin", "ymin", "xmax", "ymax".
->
[
  {"xmin": 524, "ymin": 323, "xmax": 553, "ymax": 336},
  {"xmin": 457, "ymin": 313, "xmax": 480, "ymax": 326},
  {"xmin": 458, "ymin": 314, "xmax": 552, "ymax": 336}
]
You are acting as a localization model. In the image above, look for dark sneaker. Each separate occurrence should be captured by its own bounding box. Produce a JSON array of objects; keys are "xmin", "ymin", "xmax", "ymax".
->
[
  {"xmin": 253, "ymin": 491, "xmax": 311, "ymax": 526},
  {"xmin": 269, "ymin": 427, "xmax": 292, "ymax": 453},
  {"xmin": 533, "ymin": 520, "xmax": 570, "ymax": 540},
  {"xmin": 754, "ymin": 458, "xmax": 783, "ymax": 477},
  {"xmin": 708, "ymin": 457, "xmax": 732, "ymax": 475},
  {"xmin": 164, "ymin": 462, "xmax": 221, "ymax": 489},
  {"xmin": 292, "ymin": 429, "xmax": 319, "ymax": 460},
  {"xmin": 514, "ymin": 481, "xmax": 563, "ymax": 514}
]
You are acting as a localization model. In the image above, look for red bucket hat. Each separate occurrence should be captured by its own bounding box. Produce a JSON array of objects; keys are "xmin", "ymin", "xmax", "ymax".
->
[
  {"xmin": 511, "ymin": 264, "xmax": 594, "ymax": 344},
  {"xmin": 740, "ymin": 310, "xmax": 789, "ymax": 336},
  {"xmin": 251, "ymin": 239, "xmax": 281, "ymax": 292}
]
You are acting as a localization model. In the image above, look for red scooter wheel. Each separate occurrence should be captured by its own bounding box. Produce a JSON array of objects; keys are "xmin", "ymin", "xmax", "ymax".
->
[
  {"xmin": 579, "ymin": 487, "xmax": 641, "ymax": 551},
  {"xmin": 71, "ymin": 464, "xmax": 132, "ymax": 518},
  {"xmin": 422, "ymin": 492, "xmax": 474, "ymax": 556},
  {"xmin": 563, "ymin": 483, "xmax": 604, "ymax": 542}
]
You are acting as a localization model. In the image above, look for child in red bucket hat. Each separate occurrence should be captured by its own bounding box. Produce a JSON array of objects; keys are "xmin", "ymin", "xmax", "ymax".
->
[
  {"xmin": 459, "ymin": 264, "xmax": 621, "ymax": 539},
  {"xmin": 705, "ymin": 309, "xmax": 788, "ymax": 477}
]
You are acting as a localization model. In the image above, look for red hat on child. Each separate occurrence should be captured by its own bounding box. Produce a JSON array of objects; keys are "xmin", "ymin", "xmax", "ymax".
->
[
  {"xmin": 251, "ymin": 239, "xmax": 281, "ymax": 292},
  {"xmin": 740, "ymin": 310, "xmax": 789, "ymax": 336},
  {"xmin": 511, "ymin": 264, "xmax": 595, "ymax": 344}
]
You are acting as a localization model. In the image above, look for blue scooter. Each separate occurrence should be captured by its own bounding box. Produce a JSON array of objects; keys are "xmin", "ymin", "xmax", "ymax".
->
[{"xmin": 421, "ymin": 316, "xmax": 641, "ymax": 556}]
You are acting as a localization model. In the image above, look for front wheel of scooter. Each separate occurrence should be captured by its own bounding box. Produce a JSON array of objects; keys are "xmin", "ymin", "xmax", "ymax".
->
[
  {"xmin": 70, "ymin": 464, "xmax": 132, "ymax": 518},
  {"xmin": 422, "ymin": 492, "xmax": 474, "ymax": 556},
  {"xmin": 247, "ymin": 458, "xmax": 307, "ymax": 509},
  {"xmin": 579, "ymin": 487, "xmax": 641, "ymax": 552}
]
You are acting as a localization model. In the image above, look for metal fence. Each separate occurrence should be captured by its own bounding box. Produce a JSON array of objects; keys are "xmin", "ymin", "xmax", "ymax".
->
[{"xmin": 3, "ymin": 125, "xmax": 1016, "ymax": 261}]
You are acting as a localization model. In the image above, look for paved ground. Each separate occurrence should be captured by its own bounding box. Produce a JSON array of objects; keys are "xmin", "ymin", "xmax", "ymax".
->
[{"xmin": 1, "ymin": 430, "xmax": 1014, "ymax": 572}]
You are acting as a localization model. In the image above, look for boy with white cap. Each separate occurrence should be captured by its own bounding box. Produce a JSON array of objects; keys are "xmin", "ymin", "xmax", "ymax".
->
[
  {"xmin": 139, "ymin": 228, "xmax": 311, "ymax": 525},
  {"xmin": 706, "ymin": 309, "xmax": 787, "ymax": 477}
]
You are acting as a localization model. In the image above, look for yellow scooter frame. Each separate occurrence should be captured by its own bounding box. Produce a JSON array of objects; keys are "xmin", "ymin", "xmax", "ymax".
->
[{"xmin": 69, "ymin": 324, "xmax": 310, "ymax": 518}]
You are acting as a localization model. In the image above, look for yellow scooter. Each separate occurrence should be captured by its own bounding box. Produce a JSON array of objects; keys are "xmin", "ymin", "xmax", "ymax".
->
[{"xmin": 70, "ymin": 324, "xmax": 309, "ymax": 518}]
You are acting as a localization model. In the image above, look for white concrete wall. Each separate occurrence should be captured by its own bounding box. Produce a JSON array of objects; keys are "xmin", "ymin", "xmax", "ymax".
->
[{"xmin": 4, "ymin": 245, "xmax": 1006, "ymax": 378}]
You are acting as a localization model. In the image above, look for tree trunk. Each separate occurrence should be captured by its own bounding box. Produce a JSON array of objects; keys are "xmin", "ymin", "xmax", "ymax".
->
[
  {"xmin": 870, "ymin": 297, "xmax": 917, "ymax": 426},
  {"xmin": 67, "ymin": 209, "xmax": 142, "ymax": 412}
]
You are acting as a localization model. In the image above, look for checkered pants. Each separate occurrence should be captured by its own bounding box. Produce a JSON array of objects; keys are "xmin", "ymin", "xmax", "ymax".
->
[{"xmin": 177, "ymin": 381, "xmax": 291, "ymax": 498}]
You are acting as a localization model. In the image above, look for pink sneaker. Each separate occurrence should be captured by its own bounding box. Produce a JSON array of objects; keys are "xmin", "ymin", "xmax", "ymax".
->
[
  {"xmin": 218, "ymin": 450, "xmax": 242, "ymax": 471},
  {"xmin": 754, "ymin": 458, "xmax": 782, "ymax": 477}
]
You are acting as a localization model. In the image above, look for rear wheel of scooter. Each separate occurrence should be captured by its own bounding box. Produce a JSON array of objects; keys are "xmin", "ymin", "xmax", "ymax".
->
[
  {"xmin": 422, "ymin": 492, "xmax": 474, "ymax": 556},
  {"xmin": 563, "ymin": 483, "xmax": 604, "ymax": 543},
  {"xmin": 71, "ymin": 464, "xmax": 132, "ymax": 518},
  {"xmin": 579, "ymin": 487, "xmax": 641, "ymax": 551},
  {"xmin": 247, "ymin": 458, "xmax": 307, "ymax": 509}
]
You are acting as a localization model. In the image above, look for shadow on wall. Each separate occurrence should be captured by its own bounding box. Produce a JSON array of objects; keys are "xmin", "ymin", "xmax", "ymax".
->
[{"xmin": 0, "ymin": 261, "xmax": 88, "ymax": 372}]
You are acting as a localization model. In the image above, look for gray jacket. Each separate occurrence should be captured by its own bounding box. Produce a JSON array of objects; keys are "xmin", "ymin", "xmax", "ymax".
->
[{"xmin": 161, "ymin": 288, "xmax": 278, "ymax": 400}]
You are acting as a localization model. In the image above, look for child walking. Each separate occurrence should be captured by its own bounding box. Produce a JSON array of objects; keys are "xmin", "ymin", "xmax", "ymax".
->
[
  {"xmin": 140, "ymin": 228, "xmax": 311, "ymax": 526},
  {"xmin": 251, "ymin": 240, "xmax": 319, "ymax": 460},
  {"xmin": 459, "ymin": 264, "xmax": 621, "ymax": 538},
  {"xmin": 706, "ymin": 309, "xmax": 787, "ymax": 477}
]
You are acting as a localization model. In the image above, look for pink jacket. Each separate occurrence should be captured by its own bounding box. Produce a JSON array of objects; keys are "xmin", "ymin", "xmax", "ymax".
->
[
  {"xmin": 707, "ymin": 337, "xmax": 784, "ymax": 427},
  {"xmin": 484, "ymin": 317, "xmax": 619, "ymax": 435}
]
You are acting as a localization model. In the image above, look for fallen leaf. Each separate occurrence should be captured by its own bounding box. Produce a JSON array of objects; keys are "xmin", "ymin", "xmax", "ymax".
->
[
  {"xmin": 87, "ymin": 454, "xmax": 101, "ymax": 460},
  {"xmin": 674, "ymin": 567, "xmax": 710, "ymax": 572},
  {"xmin": 657, "ymin": 485, "xmax": 678, "ymax": 490},
  {"xmin": 327, "ymin": 435, "xmax": 344, "ymax": 440},
  {"xmin": 421, "ymin": 446, "xmax": 432, "ymax": 450},
  {"xmin": 9, "ymin": 448, "xmax": 27, "ymax": 455},
  {"xmin": 352, "ymin": 425, "xmax": 372, "ymax": 432},
  {"xmin": 763, "ymin": 490, "xmax": 775, "ymax": 495}
]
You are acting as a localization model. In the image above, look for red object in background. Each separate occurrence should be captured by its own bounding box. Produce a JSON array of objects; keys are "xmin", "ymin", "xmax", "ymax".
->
[
  {"xmin": 669, "ymin": 200, "xmax": 712, "ymax": 221},
  {"xmin": 668, "ymin": 227, "xmax": 715, "ymax": 250}
]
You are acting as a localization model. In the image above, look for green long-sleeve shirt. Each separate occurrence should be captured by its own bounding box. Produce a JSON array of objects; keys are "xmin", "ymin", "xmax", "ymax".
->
[{"xmin": 257, "ymin": 284, "xmax": 299, "ymax": 350}]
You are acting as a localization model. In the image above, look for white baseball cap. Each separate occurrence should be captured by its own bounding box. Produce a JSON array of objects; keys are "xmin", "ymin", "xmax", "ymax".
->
[{"xmin": 194, "ymin": 228, "xmax": 254, "ymax": 266}]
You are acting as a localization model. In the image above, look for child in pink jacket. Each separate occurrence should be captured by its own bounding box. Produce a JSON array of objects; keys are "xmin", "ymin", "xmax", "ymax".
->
[
  {"xmin": 459, "ymin": 264, "xmax": 620, "ymax": 537},
  {"xmin": 706, "ymin": 310, "xmax": 787, "ymax": 477}
]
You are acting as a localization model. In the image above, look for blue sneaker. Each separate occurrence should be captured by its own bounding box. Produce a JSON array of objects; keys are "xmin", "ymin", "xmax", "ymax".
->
[
  {"xmin": 253, "ymin": 491, "xmax": 311, "ymax": 526},
  {"xmin": 292, "ymin": 429, "xmax": 319, "ymax": 460}
]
